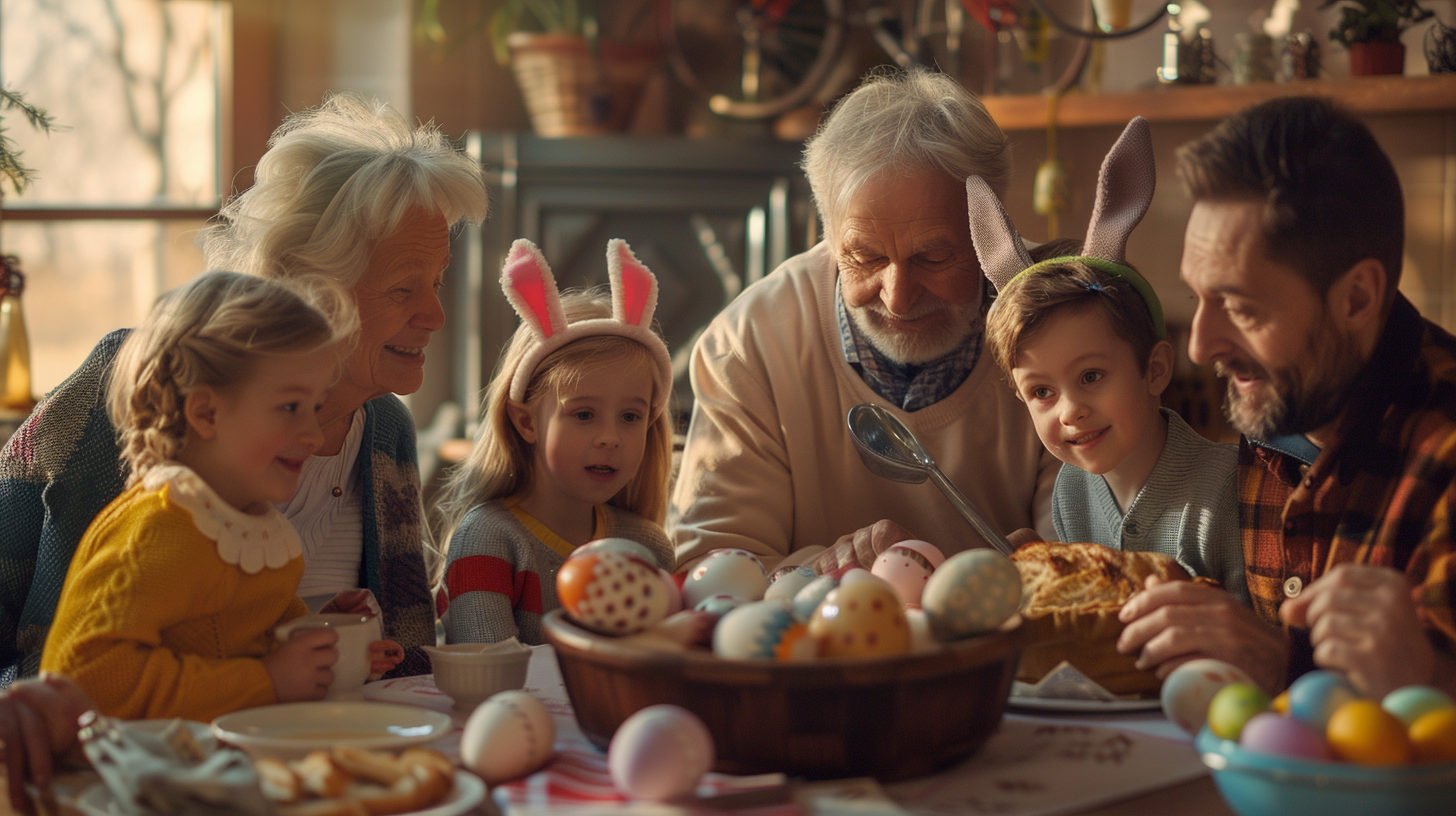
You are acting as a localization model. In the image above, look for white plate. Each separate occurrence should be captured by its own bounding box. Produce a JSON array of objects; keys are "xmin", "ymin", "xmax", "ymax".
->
[
  {"xmin": 211, "ymin": 701, "xmax": 452, "ymax": 760},
  {"xmin": 1008, "ymin": 694, "xmax": 1163, "ymax": 713},
  {"xmin": 74, "ymin": 770, "xmax": 485, "ymax": 816}
]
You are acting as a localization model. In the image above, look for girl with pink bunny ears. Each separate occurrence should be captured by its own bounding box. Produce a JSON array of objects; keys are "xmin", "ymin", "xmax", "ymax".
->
[{"xmin": 435, "ymin": 239, "xmax": 677, "ymax": 645}]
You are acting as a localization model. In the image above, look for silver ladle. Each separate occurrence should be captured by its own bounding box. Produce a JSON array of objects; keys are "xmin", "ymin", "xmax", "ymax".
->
[{"xmin": 847, "ymin": 402, "xmax": 1016, "ymax": 555}]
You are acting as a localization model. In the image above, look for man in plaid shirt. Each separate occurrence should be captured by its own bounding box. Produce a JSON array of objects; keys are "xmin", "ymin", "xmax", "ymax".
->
[{"xmin": 1117, "ymin": 96, "xmax": 1456, "ymax": 697}]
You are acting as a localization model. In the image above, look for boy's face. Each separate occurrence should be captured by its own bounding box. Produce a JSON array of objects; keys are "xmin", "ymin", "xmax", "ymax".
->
[{"xmin": 1010, "ymin": 306, "xmax": 1168, "ymax": 479}]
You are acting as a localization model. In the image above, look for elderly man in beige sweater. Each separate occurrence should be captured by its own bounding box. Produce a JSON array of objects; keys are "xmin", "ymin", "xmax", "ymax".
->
[{"xmin": 670, "ymin": 69, "xmax": 1063, "ymax": 575}]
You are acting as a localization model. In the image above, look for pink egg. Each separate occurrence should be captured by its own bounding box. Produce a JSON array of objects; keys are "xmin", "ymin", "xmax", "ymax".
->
[
  {"xmin": 1240, "ymin": 712, "xmax": 1334, "ymax": 761},
  {"xmin": 609, "ymin": 705, "xmax": 715, "ymax": 801},
  {"xmin": 870, "ymin": 540, "xmax": 946, "ymax": 608},
  {"xmin": 682, "ymin": 549, "xmax": 768, "ymax": 608}
]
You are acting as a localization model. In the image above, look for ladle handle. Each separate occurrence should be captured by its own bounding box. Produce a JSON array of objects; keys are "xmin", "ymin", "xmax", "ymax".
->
[{"xmin": 927, "ymin": 465, "xmax": 1016, "ymax": 556}]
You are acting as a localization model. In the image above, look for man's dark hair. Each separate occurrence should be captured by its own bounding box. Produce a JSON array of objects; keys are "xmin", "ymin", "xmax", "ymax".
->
[{"xmin": 1176, "ymin": 96, "xmax": 1403, "ymax": 304}]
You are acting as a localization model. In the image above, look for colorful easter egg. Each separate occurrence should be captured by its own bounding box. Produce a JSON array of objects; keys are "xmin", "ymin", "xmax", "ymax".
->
[
  {"xmin": 1239, "ymin": 711, "xmax": 1334, "ymax": 760},
  {"xmin": 571, "ymin": 537, "xmax": 660, "ymax": 567},
  {"xmin": 556, "ymin": 551, "xmax": 671, "ymax": 635},
  {"xmin": 609, "ymin": 705, "xmax": 715, "ymax": 801},
  {"xmin": 764, "ymin": 566, "xmax": 818, "ymax": 603},
  {"xmin": 1381, "ymin": 685, "xmax": 1454, "ymax": 727},
  {"xmin": 1207, "ymin": 683, "xmax": 1271, "ymax": 741},
  {"xmin": 791, "ymin": 574, "xmax": 840, "ymax": 621},
  {"xmin": 871, "ymin": 540, "xmax": 946, "ymax": 608},
  {"xmin": 1409, "ymin": 708, "xmax": 1456, "ymax": 764},
  {"xmin": 694, "ymin": 594, "xmax": 743, "ymax": 617},
  {"xmin": 808, "ymin": 579, "xmax": 911, "ymax": 658},
  {"xmin": 1326, "ymin": 699, "xmax": 1412, "ymax": 766},
  {"xmin": 460, "ymin": 690, "xmax": 556, "ymax": 784},
  {"xmin": 1160, "ymin": 659, "xmax": 1257, "ymax": 735},
  {"xmin": 713, "ymin": 600, "xmax": 815, "ymax": 661},
  {"xmin": 1288, "ymin": 670, "xmax": 1360, "ymax": 732},
  {"xmin": 920, "ymin": 550, "xmax": 1022, "ymax": 640},
  {"xmin": 682, "ymin": 549, "xmax": 768, "ymax": 608}
]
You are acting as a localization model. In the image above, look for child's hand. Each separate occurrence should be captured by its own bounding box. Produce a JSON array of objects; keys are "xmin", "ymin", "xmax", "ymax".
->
[
  {"xmin": 320, "ymin": 588, "xmax": 381, "ymax": 617},
  {"xmin": 265, "ymin": 627, "xmax": 339, "ymax": 703},
  {"xmin": 368, "ymin": 640, "xmax": 405, "ymax": 680},
  {"xmin": 0, "ymin": 673, "xmax": 96, "ymax": 815}
]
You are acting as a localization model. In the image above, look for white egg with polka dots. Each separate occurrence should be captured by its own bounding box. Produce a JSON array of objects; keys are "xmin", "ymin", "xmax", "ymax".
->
[{"xmin": 920, "ymin": 549, "xmax": 1022, "ymax": 641}]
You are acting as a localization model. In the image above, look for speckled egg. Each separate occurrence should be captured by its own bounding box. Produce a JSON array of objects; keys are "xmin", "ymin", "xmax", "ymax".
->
[
  {"xmin": 920, "ymin": 550, "xmax": 1022, "ymax": 641},
  {"xmin": 556, "ymin": 551, "xmax": 671, "ymax": 636},
  {"xmin": 1161, "ymin": 659, "xmax": 1257, "ymax": 735},
  {"xmin": 682, "ymin": 549, "xmax": 769, "ymax": 608},
  {"xmin": 1288, "ymin": 670, "xmax": 1360, "ymax": 732},
  {"xmin": 808, "ymin": 579, "xmax": 911, "ymax": 658},
  {"xmin": 871, "ymin": 540, "xmax": 946, "ymax": 608},
  {"xmin": 1239, "ymin": 711, "xmax": 1334, "ymax": 761},
  {"xmin": 1382, "ymin": 685, "xmax": 1455, "ymax": 727},
  {"xmin": 609, "ymin": 705, "xmax": 715, "ymax": 801},
  {"xmin": 791, "ymin": 574, "xmax": 840, "ymax": 621},
  {"xmin": 764, "ymin": 566, "xmax": 818, "ymax": 603},
  {"xmin": 571, "ymin": 537, "xmax": 660, "ymax": 567},
  {"xmin": 713, "ymin": 600, "xmax": 816, "ymax": 661}
]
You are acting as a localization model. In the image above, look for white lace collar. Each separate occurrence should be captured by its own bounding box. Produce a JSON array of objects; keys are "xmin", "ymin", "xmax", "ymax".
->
[{"xmin": 142, "ymin": 463, "xmax": 303, "ymax": 574}]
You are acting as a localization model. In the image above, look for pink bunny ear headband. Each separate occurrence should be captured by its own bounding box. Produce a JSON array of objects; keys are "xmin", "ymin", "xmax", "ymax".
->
[
  {"xmin": 967, "ymin": 116, "xmax": 1165, "ymax": 339},
  {"xmin": 501, "ymin": 238, "xmax": 674, "ymax": 418}
]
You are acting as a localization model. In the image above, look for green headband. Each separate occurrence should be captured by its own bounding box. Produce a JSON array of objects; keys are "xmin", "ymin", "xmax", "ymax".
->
[{"xmin": 1005, "ymin": 255, "xmax": 1166, "ymax": 340}]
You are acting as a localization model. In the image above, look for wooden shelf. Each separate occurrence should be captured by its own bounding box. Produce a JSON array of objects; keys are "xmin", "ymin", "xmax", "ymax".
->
[{"xmin": 981, "ymin": 73, "xmax": 1456, "ymax": 131}]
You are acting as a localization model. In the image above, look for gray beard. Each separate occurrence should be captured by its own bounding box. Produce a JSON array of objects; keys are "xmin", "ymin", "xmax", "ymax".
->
[{"xmin": 1219, "ymin": 323, "xmax": 1362, "ymax": 441}]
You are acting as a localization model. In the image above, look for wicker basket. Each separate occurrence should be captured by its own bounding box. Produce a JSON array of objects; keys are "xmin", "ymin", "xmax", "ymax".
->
[
  {"xmin": 507, "ymin": 33, "xmax": 659, "ymax": 137},
  {"xmin": 543, "ymin": 609, "xmax": 1029, "ymax": 781}
]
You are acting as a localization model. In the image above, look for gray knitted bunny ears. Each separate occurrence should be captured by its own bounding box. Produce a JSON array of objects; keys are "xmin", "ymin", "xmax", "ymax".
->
[{"xmin": 968, "ymin": 116, "xmax": 1165, "ymax": 338}]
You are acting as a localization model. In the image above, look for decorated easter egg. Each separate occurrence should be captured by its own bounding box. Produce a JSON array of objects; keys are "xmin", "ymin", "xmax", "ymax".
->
[
  {"xmin": 1381, "ymin": 685, "xmax": 1454, "ymax": 727},
  {"xmin": 572, "ymin": 537, "xmax": 661, "ymax": 567},
  {"xmin": 557, "ymin": 551, "xmax": 671, "ymax": 635},
  {"xmin": 1239, "ymin": 712, "xmax": 1334, "ymax": 760},
  {"xmin": 609, "ymin": 705, "xmax": 715, "ymax": 801},
  {"xmin": 808, "ymin": 579, "xmax": 911, "ymax": 658},
  {"xmin": 920, "ymin": 550, "xmax": 1022, "ymax": 641},
  {"xmin": 764, "ymin": 566, "xmax": 818, "ymax": 603},
  {"xmin": 1160, "ymin": 659, "xmax": 1257, "ymax": 735},
  {"xmin": 791, "ymin": 574, "xmax": 840, "ymax": 621},
  {"xmin": 713, "ymin": 600, "xmax": 816, "ymax": 661},
  {"xmin": 871, "ymin": 540, "xmax": 946, "ymax": 608},
  {"xmin": 836, "ymin": 567, "xmax": 874, "ymax": 586},
  {"xmin": 694, "ymin": 594, "xmax": 743, "ymax": 617},
  {"xmin": 682, "ymin": 549, "xmax": 769, "ymax": 608},
  {"xmin": 1409, "ymin": 708, "xmax": 1456, "ymax": 764},
  {"xmin": 1288, "ymin": 670, "xmax": 1360, "ymax": 732},
  {"xmin": 1207, "ymin": 683, "xmax": 1271, "ymax": 741},
  {"xmin": 1326, "ymin": 699, "xmax": 1412, "ymax": 766},
  {"xmin": 461, "ymin": 690, "xmax": 556, "ymax": 784}
]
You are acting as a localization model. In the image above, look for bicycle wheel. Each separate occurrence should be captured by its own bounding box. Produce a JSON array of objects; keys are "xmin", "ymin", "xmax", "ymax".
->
[{"xmin": 660, "ymin": 0, "xmax": 849, "ymax": 120}]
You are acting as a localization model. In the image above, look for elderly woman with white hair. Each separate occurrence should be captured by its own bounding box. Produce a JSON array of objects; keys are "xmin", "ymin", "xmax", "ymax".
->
[
  {"xmin": 671, "ymin": 68, "xmax": 1069, "ymax": 575},
  {"xmin": 0, "ymin": 93, "xmax": 488, "ymax": 685}
]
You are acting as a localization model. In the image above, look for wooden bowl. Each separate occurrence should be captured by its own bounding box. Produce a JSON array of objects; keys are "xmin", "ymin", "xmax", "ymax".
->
[{"xmin": 542, "ymin": 609, "xmax": 1029, "ymax": 781}]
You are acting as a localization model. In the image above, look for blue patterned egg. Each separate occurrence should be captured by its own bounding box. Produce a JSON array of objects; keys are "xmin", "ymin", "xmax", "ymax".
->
[
  {"xmin": 764, "ymin": 565, "xmax": 817, "ymax": 603},
  {"xmin": 920, "ymin": 549, "xmax": 1022, "ymax": 640},
  {"xmin": 712, "ymin": 600, "xmax": 815, "ymax": 660}
]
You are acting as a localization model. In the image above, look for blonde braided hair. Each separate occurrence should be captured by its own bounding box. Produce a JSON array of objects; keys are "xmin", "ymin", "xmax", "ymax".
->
[{"xmin": 107, "ymin": 270, "xmax": 359, "ymax": 485}]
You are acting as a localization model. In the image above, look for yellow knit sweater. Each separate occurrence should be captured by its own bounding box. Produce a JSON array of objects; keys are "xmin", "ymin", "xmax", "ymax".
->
[{"xmin": 41, "ymin": 469, "xmax": 309, "ymax": 721}]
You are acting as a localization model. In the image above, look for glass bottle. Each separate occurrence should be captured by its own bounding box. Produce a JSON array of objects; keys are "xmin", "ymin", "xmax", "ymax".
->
[{"xmin": 0, "ymin": 255, "xmax": 35, "ymax": 414}]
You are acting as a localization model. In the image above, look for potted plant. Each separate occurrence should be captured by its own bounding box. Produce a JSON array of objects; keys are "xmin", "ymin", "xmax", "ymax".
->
[
  {"xmin": 1319, "ymin": 0, "xmax": 1435, "ymax": 76},
  {"xmin": 419, "ymin": 0, "xmax": 659, "ymax": 137}
]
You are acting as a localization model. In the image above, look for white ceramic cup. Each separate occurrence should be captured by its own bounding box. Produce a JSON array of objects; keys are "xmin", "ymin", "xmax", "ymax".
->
[{"xmin": 275, "ymin": 613, "xmax": 381, "ymax": 701}]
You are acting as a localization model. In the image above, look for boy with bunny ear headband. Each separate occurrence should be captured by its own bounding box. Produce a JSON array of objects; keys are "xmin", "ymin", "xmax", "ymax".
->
[
  {"xmin": 435, "ymin": 239, "xmax": 676, "ymax": 645},
  {"xmin": 981, "ymin": 117, "xmax": 1249, "ymax": 605}
]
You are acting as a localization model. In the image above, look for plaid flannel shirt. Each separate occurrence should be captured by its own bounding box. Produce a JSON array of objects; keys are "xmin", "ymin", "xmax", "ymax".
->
[{"xmin": 1239, "ymin": 295, "xmax": 1456, "ymax": 685}]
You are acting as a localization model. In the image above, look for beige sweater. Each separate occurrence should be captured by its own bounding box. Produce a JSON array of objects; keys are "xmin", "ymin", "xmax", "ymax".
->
[{"xmin": 670, "ymin": 242, "xmax": 1059, "ymax": 572}]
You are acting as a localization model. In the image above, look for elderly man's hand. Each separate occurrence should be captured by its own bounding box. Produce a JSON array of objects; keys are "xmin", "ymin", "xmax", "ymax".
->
[
  {"xmin": 0, "ymin": 673, "xmax": 95, "ymax": 815},
  {"xmin": 1280, "ymin": 564, "xmax": 1434, "ymax": 697},
  {"xmin": 1117, "ymin": 576, "xmax": 1289, "ymax": 694},
  {"xmin": 812, "ymin": 520, "xmax": 915, "ymax": 573}
]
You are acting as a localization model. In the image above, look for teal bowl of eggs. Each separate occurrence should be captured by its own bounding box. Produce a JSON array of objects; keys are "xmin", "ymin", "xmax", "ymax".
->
[{"xmin": 1196, "ymin": 727, "xmax": 1456, "ymax": 816}]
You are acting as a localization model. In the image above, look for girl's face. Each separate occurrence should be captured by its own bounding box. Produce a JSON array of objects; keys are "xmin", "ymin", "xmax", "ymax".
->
[
  {"xmin": 1009, "ymin": 306, "xmax": 1169, "ymax": 478},
  {"xmin": 181, "ymin": 345, "xmax": 338, "ymax": 514},
  {"xmin": 510, "ymin": 355, "xmax": 656, "ymax": 512}
]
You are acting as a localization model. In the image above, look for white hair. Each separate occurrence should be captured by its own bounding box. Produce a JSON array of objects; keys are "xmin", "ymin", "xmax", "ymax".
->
[
  {"xmin": 199, "ymin": 92, "xmax": 489, "ymax": 286},
  {"xmin": 802, "ymin": 68, "xmax": 1011, "ymax": 244}
]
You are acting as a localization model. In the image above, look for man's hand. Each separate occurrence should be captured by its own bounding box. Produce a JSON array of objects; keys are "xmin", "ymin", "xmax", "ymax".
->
[
  {"xmin": 0, "ymin": 673, "xmax": 95, "ymax": 815},
  {"xmin": 1280, "ymin": 564, "xmax": 1434, "ymax": 697},
  {"xmin": 1118, "ymin": 576, "xmax": 1289, "ymax": 693},
  {"xmin": 811, "ymin": 520, "xmax": 915, "ymax": 574}
]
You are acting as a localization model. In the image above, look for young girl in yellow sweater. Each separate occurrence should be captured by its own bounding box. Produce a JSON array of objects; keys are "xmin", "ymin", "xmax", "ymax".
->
[
  {"xmin": 41, "ymin": 270, "xmax": 362, "ymax": 721},
  {"xmin": 435, "ymin": 239, "xmax": 676, "ymax": 645}
]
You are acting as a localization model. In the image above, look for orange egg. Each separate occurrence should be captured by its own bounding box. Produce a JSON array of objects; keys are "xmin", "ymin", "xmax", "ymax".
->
[
  {"xmin": 808, "ymin": 580, "xmax": 911, "ymax": 658},
  {"xmin": 1271, "ymin": 690, "xmax": 1290, "ymax": 714},
  {"xmin": 1409, "ymin": 708, "xmax": 1456, "ymax": 764},
  {"xmin": 1326, "ymin": 700, "xmax": 1413, "ymax": 766}
]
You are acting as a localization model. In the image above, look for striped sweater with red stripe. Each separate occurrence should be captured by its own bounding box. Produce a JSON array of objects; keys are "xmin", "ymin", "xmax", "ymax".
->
[{"xmin": 441, "ymin": 500, "xmax": 673, "ymax": 644}]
